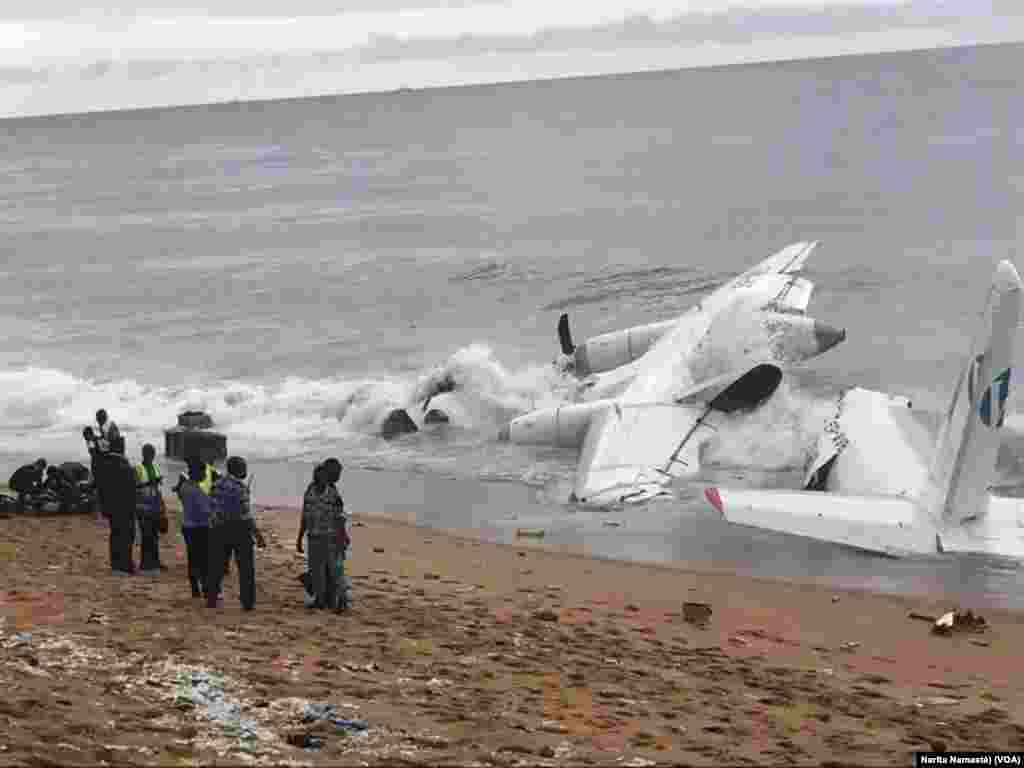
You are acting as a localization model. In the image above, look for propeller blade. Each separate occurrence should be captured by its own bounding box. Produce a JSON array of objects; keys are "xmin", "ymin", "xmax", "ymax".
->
[{"xmin": 557, "ymin": 313, "xmax": 575, "ymax": 355}]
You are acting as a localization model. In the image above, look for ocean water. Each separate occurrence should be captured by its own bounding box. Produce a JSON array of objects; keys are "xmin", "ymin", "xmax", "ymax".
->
[{"xmin": 3, "ymin": 42, "xmax": 1024, "ymax": 605}]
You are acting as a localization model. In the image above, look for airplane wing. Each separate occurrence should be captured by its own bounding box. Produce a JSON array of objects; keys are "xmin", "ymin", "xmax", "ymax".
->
[
  {"xmin": 703, "ymin": 486, "xmax": 937, "ymax": 556},
  {"xmin": 570, "ymin": 242, "xmax": 824, "ymax": 504},
  {"xmin": 572, "ymin": 402, "xmax": 721, "ymax": 505}
]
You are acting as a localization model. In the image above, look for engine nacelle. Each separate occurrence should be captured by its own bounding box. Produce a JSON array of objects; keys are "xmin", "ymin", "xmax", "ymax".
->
[
  {"xmin": 573, "ymin": 319, "xmax": 677, "ymax": 377},
  {"xmin": 497, "ymin": 399, "xmax": 610, "ymax": 448}
]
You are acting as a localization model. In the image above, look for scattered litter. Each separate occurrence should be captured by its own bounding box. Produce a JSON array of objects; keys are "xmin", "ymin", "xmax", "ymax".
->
[
  {"xmin": 840, "ymin": 641, "xmax": 861, "ymax": 652},
  {"xmin": 533, "ymin": 609, "xmax": 559, "ymax": 622},
  {"xmin": 970, "ymin": 639, "xmax": 991, "ymax": 648},
  {"xmin": 831, "ymin": 596, "xmax": 840, "ymax": 603},
  {"xmin": 286, "ymin": 732, "xmax": 323, "ymax": 750},
  {"xmin": 728, "ymin": 636, "xmax": 749, "ymax": 647},
  {"xmin": 625, "ymin": 759, "xmax": 656, "ymax": 767},
  {"xmin": 515, "ymin": 528, "xmax": 546, "ymax": 539},
  {"xmin": 917, "ymin": 696, "xmax": 963, "ymax": 706},
  {"xmin": 172, "ymin": 669, "xmax": 262, "ymax": 741},
  {"xmin": 373, "ymin": 547, "xmax": 384, "ymax": 554},
  {"xmin": 301, "ymin": 703, "xmax": 369, "ymax": 733},
  {"xmin": 540, "ymin": 719, "xmax": 568, "ymax": 734},
  {"xmin": 602, "ymin": 520, "xmax": 622, "ymax": 528},
  {"xmin": 932, "ymin": 609, "xmax": 988, "ymax": 636},
  {"xmin": 86, "ymin": 611, "xmax": 110, "ymax": 626},
  {"xmin": 682, "ymin": 602, "xmax": 712, "ymax": 627},
  {"xmin": 909, "ymin": 612, "xmax": 937, "ymax": 623}
]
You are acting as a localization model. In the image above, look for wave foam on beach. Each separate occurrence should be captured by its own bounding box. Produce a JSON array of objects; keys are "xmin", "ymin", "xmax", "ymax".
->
[{"xmin": 0, "ymin": 344, "xmax": 574, "ymax": 462}]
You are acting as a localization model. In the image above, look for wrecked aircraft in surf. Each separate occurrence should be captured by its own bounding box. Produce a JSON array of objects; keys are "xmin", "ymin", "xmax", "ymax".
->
[
  {"xmin": 498, "ymin": 241, "xmax": 847, "ymax": 504},
  {"xmin": 706, "ymin": 258, "xmax": 1024, "ymax": 559}
]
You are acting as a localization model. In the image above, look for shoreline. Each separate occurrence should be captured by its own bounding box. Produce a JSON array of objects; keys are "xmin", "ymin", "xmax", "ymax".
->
[{"xmin": 2, "ymin": 499, "xmax": 1024, "ymax": 765}]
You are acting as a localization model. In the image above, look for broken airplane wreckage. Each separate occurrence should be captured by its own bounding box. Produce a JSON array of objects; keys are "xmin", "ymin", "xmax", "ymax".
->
[
  {"xmin": 498, "ymin": 241, "xmax": 847, "ymax": 505},
  {"xmin": 707, "ymin": 258, "xmax": 1024, "ymax": 559}
]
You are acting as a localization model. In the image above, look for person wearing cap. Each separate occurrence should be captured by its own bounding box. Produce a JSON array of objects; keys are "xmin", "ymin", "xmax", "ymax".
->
[
  {"xmin": 207, "ymin": 456, "xmax": 264, "ymax": 610},
  {"xmin": 135, "ymin": 443, "xmax": 164, "ymax": 574}
]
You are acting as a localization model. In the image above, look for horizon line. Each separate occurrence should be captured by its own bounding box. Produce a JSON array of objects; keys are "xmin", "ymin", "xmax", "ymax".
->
[{"xmin": 3, "ymin": 37, "xmax": 1020, "ymax": 124}]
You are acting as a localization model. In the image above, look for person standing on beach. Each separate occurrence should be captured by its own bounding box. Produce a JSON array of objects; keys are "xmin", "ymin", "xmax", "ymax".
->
[
  {"xmin": 297, "ymin": 460, "xmax": 347, "ymax": 611},
  {"xmin": 174, "ymin": 457, "xmax": 212, "ymax": 598},
  {"xmin": 134, "ymin": 443, "xmax": 164, "ymax": 574},
  {"xmin": 207, "ymin": 456, "xmax": 265, "ymax": 611},
  {"xmin": 322, "ymin": 457, "xmax": 351, "ymax": 611},
  {"xmin": 91, "ymin": 409, "xmax": 122, "ymax": 456},
  {"xmin": 105, "ymin": 450, "xmax": 139, "ymax": 574}
]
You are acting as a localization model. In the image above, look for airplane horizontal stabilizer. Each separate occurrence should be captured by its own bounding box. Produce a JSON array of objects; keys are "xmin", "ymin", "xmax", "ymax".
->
[{"xmin": 704, "ymin": 487, "xmax": 936, "ymax": 556}]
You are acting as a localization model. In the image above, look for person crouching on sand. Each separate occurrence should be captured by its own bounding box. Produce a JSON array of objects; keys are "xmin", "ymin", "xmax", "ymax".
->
[
  {"xmin": 207, "ymin": 456, "xmax": 265, "ymax": 611},
  {"xmin": 297, "ymin": 460, "xmax": 347, "ymax": 612},
  {"xmin": 174, "ymin": 457, "xmax": 212, "ymax": 598}
]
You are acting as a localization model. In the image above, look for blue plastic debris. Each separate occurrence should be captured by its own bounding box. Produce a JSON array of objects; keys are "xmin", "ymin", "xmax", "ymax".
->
[
  {"xmin": 301, "ymin": 703, "xmax": 368, "ymax": 733},
  {"xmin": 174, "ymin": 670, "xmax": 260, "ymax": 740},
  {"xmin": 12, "ymin": 632, "xmax": 32, "ymax": 643}
]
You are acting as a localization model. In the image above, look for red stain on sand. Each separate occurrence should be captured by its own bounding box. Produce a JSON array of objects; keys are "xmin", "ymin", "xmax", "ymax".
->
[
  {"xmin": 0, "ymin": 590, "xmax": 66, "ymax": 630},
  {"xmin": 493, "ymin": 607, "xmax": 515, "ymax": 624}
]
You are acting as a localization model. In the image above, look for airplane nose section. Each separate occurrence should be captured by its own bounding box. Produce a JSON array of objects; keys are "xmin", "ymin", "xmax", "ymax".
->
[
  {"xmin": 497, "ymin": 423, "xmax": 511, "ymax": 442},
  {"xmin": 813, "ymin": 322, "xmax": 846, "ymax": 353}
]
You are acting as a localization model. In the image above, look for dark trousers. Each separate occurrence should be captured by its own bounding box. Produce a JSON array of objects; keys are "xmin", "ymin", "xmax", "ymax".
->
[
  {"xmin": 207, "ymin": 521, "xmax": 255, "ymax": 610},
  {"xmin": 109, "ymin": 505, "xmax": 136, "ymax": 573},
  {"xmin": 307, "ymin": 534, "xmax": 339, "ymax": 610},
  {"xmin": 138, "ymin": 513, "xmax": 161, "ymax": 572},
  {"xmin": 182, "ymin": 526, "xmax": 209, "ymax": 596}
]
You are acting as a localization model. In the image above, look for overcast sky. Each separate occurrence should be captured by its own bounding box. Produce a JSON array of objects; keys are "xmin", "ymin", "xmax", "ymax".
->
[{"xmin": 2, "ymin": 0, "xmax": 1022, "ymax": 118}]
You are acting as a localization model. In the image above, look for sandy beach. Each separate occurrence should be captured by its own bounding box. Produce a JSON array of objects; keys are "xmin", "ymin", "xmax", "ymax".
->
[{"xmin": 2, "ymin": 497, "xmax": 1024, "ymax": 766}]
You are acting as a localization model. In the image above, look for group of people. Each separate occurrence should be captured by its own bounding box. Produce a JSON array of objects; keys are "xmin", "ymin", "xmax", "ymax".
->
[
  {"xmin": 8, "ymin": 408, "xmax": 354, "ymax": 612},
  {"xmin": 87, "ymin": 409, "xmax": 351, "ymax": 612},
  {"xmin": 173, "ymin": 454, "xmax": 267, "ymax": 610}
]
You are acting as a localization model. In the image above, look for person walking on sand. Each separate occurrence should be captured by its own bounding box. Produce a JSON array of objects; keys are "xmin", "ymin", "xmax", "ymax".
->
[
  {"xmin": 207, "ymin": 456, "xmax": 265, "ymax": 611},
  {"xmin": 134, "ymin": 443, "xmax": 164, "ymax": 574},
  {"xmin": 174, "ymin": 457, "xmax": 212, "ymax": 598},
  {"xmin": 297, "ymin": 460, "xmax": 347, "ymax": 612}
]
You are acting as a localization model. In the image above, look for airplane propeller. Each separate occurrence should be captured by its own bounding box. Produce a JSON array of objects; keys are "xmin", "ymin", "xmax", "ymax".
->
[{"xmin": 558, "ymin": 313, "xmax": 575, "ymax": 356}]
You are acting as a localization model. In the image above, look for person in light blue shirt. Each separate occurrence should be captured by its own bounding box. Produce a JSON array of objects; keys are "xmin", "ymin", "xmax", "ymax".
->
[{"xmin": 174, "ymin": 456, "xmax": 211, "ymax": 598}]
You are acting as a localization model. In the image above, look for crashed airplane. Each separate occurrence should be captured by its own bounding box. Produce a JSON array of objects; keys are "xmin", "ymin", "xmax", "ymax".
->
[
  {"xmin": 705, "ymin": 258, "xmax": 1024, "ymax": 559},
  {"xmin": 498, "ymin": 241, "xmax": 847, "ymax": 504}
]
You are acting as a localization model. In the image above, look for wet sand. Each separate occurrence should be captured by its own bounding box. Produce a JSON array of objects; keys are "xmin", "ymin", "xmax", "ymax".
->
[{"xmin": 2, "ymin": 498, "xmax": 1024, "ymax": 766}]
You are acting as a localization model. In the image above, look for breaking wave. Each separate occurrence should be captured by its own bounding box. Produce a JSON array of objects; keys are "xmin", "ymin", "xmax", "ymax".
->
[
  {"xmin": 0, "ymin": 344, "xmax": 573, "ymax": 463},
  {"xmin": 701, "ymin": 379, "xmax": 836, "ymax": 474}
]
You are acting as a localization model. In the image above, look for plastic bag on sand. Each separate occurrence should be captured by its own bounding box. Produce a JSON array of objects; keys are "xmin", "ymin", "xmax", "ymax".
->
[{"xmin": 301, "ymin": 703, "xmax": 368, "ymax": 733}]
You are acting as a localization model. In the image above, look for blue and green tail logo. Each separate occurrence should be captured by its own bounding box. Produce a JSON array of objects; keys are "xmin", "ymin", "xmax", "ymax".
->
[{"xmin": 979, "ymin": 368, "xmax": 1011, "ymax": 428}]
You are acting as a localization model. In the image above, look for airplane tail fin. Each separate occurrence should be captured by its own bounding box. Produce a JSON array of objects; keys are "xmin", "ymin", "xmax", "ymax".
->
[{"xmin": 927, "ymin": 260, "xmax": 1022, "ymax": 524}]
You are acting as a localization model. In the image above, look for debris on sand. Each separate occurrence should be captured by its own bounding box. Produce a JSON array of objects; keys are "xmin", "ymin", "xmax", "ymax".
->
[
  {"xmin": 931, "ymin": 610, "xmax": 988, "ymax": 637},
  {"xmin": 682, "ymin": 601, "xmax": 712, "ymax": 627},
  {"xmin": 301, "ymin": 702, "xmax": 368, "ymax": 733},
  {"xmin": 516, "ymin": 529, "xmax": 546, "ymax": 539}
]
